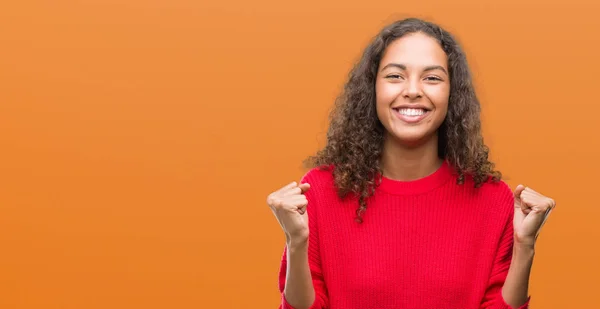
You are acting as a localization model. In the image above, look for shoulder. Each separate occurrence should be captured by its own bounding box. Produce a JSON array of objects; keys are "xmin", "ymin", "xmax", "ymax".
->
[
  {"xmin": 480, "ymin": 178, "xmax": 514, "ymax": 201},
  {"xmin": 460, "ymin": 174, "xmax": 515, "ymax": 214},
  {"xmin": 461, "ymin": 173, "xmax": 513, "ymax": 197},
  {"xmin": 300, "ymin": 165, "xmax": 336, "ymax": 189}
]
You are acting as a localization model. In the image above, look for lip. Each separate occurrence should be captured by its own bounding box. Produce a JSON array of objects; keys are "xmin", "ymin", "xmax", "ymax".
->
[
  {"xmin": 392, "ymin": 104, "xmax": 432, "ymax": 111},
  {"xmin": 392, "ymin": 107, "xmax": 431, "ymax": 124}
]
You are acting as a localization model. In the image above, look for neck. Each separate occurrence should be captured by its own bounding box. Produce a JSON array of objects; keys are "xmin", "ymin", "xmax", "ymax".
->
[{"xmin": 381, "ymin": 133, "xmax": 443, "ymax": 181}]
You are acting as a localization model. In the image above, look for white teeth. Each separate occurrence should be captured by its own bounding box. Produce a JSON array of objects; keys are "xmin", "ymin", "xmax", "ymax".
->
[{"xmin": 398, "ymin": 108, "xmax": 426, "ymax": 116}]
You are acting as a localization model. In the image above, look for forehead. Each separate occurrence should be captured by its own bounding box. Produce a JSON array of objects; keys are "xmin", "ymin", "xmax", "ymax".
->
[{"xmin": 380, "ymin": 33, "xmax": 448, "ymax": 68}]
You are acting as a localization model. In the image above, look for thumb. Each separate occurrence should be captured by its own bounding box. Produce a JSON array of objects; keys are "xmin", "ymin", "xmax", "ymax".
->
[
  {"xmin": 513, "ymin": 184, "xmax": 526, "ymax": 201},
  {"xmin": 298, "ymin": 183, "xmax": 311, "ymax": 194},
  {"xmin": 513, "ymin": 200, "xmax": 525, "ymax": 225}
]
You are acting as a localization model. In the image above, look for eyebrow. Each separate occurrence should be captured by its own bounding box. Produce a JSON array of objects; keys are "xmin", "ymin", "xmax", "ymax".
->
[{"xmin": 380, "ymin": 63, "xmax": 448, "ymax": 75}]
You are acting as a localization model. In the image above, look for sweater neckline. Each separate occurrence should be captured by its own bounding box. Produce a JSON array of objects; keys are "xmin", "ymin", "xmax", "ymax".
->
[{"xmin": 377, "ymin": 160, "xmax": 454, "ymax": 195}]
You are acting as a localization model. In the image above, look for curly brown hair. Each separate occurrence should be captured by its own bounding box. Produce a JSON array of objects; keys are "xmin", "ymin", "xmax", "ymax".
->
[{"xmin": 303, "ymin": 18, "xmax": 501, "ymax": 223}]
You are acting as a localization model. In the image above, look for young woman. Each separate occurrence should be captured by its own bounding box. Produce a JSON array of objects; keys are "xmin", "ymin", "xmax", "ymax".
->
[{"xmin": 267, "ymin": 18, "xmax": 555, "ymax": 309}]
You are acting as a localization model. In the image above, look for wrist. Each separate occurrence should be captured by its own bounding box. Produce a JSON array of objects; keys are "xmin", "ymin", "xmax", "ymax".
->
[
  {"xmin": 513, "ymin": 238, "xmax": 536, "ymax": 258},
  {"xmin": 286, "ymin": 237, "xmax": 309, "ymax": 251},
  {"xmin": 514, "ymin": 233, "xmax": 536, "ymax": 248}
]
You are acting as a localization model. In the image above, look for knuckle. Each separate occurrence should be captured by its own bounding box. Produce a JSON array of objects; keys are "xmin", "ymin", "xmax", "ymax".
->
[
  {"xmin": 540, "ymin": 205, "xmax": 550, "ymax": 211},
  {"xmin": 272, "ymin": 198, "xmax": 283, "ymax": 209},
  {"xmin": 267, "ymin": 193, "xmax": 280, "ymax": 206}
]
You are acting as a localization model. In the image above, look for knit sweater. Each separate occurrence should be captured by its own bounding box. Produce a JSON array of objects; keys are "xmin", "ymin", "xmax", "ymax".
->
[{"xmin": 277, "ymin": 160, "xmax": 531, "ymax": 309}]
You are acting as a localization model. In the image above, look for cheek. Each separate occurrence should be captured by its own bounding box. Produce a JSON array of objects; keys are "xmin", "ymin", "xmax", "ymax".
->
[
  {"xmin": 375, "ymin": 82, "xmax": 398, "ymax": 110},
  {"xmin": 376, "ymin": 86, "xmax": 394, "ymax": 125},
  {"xmin": 427, "ymin": 87, "xmax": 450, "ymax": 115}
]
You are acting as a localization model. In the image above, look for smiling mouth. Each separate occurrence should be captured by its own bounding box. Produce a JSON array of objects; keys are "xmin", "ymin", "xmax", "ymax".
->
[
  {"xmin": 392, "ymin": 107, "xmax": 431, "ymax": 123},
  {"xmin": 393, "ymin": 107, "xmax": 428, "ymax": 116}
]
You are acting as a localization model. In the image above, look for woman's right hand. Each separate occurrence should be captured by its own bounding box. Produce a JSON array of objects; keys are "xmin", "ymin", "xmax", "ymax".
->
[{"xmin": 267, "ymin": 181, "xmax": 311, "ymax": 245}]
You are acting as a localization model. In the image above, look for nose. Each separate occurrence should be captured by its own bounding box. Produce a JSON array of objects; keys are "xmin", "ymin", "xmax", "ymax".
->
[{"xmin": 402, "ymin": 78, "xmax": 423, "ymax": 100}]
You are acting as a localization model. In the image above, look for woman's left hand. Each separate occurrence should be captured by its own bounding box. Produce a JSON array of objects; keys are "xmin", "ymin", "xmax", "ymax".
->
[{"xmin": 513, "ymin": 185, "xmax": 556, "ymax": 247}]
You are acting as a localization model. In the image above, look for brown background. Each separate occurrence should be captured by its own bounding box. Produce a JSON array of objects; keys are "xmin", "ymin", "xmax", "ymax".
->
[{"xmin": 1, "ymin": 0, "xmax": 598, "ymax": 308}]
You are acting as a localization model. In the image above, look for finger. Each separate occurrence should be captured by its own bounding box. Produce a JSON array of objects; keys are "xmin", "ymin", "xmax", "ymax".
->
[
  {"xmin": 513, "ymin": 184, "xmax": 526, "ymax": 200},
  {"xmin": 518, "ymin": 196, "xmax": 533, "ymax": 214},
  {"xmin": 288, "ymin": 195, "xmax": 308, "ymax": 206},
  {"xmin": 521, "ymin": 193, "xmax": 553, "ymax": 212},
  {"xmin": 298, "ymin": 183, "xmax": 311, "ymax": 194},
  {"xmin": 520, "ymin": 189, "xmax": 540, "ymax": 200},
  {"xmin": 283, "ymin": 186, "xmax": 306, "ymax": 197},
  {"xmin": 298, "ymin": 203, "xmax": 309, "ymax": 217},
  {"xmin": 528, "ymin": 206, "xmax": 550, "ymax": 225},
  {"xmin": 520, "ymin": 191, "xmax": 542, "ymax": 211},
  {"xmin": 283, "ymin": 186, "xmax": 302, "ymax": 196},
  {"xmin": 280, "ymin": 181, "xmax": 298, "ymax": 191},
  {"xmin": 283, "ymin": 183, "xmax": 311, "ymax": 197},
  {"xmin": 296, "ymin": 202, "xmax": 308, "ymax": 215},
  {"xmin": 280, "ymin": 196, "xmax": 308, "ymax": 210},
  {"xmin": 535, "ymin": 208, "xmax": 553, "ymax": 239}
]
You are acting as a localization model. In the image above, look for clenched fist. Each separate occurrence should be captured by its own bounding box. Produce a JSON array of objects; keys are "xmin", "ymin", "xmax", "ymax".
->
[
  {"xmin": 513, "ymin": 184, "xmax": 556, "ymax": 246},
  {"xmin": 267, "ymin": 181, "xmax": 311, "ymax": 245}
]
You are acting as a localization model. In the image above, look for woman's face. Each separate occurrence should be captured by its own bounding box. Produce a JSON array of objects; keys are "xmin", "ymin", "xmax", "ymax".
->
[{"xmin": 375, "ymin": 32, "xmax": 450, "ymax": 147}]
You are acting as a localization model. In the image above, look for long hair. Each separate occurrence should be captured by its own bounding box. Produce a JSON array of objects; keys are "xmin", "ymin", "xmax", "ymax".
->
[{"xmin": 303, "ymin": 18, "xmax": 501, "ymax": 223}]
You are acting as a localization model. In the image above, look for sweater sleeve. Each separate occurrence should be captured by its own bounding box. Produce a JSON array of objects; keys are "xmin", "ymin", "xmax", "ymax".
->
[
  {"xmin": 480, "ymin": 190, "xmax": 530, "ymax": 309},
  {"xmin": 277, "ymin": 171, "xmax": 329, "ymax": 309}
]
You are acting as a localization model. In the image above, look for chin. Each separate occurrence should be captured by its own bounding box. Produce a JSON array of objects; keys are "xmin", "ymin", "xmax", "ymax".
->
[{"xmin": 388, "ymin": 128, "xmax": 435, "ymax": 147}]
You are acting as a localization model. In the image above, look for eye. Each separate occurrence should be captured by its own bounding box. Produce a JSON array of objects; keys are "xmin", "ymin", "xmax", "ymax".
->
[
  {"xmin": 424, "ymin": 76, "xmax": 443, "ymax": 81},
  {"xmin": 386, "ymin": 74, "xmax": 403, "ymax": 79}
]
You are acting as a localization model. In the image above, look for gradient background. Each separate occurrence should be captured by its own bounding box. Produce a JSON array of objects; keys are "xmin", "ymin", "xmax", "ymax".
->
[{"xmin": 1, "ymin": 0, "xmax": 598, "ymax": 308}]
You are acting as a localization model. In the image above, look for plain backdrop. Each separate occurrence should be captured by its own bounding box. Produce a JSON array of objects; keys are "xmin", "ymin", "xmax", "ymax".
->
[{"xmin": 1, "ymin": 0, "xmax": 599, "ymax": 308}]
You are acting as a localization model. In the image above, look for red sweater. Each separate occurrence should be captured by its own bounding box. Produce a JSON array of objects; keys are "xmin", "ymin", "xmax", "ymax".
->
[{"xmin": 278, "ymin": 160, "xmax": 531, "ymax": 309}]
